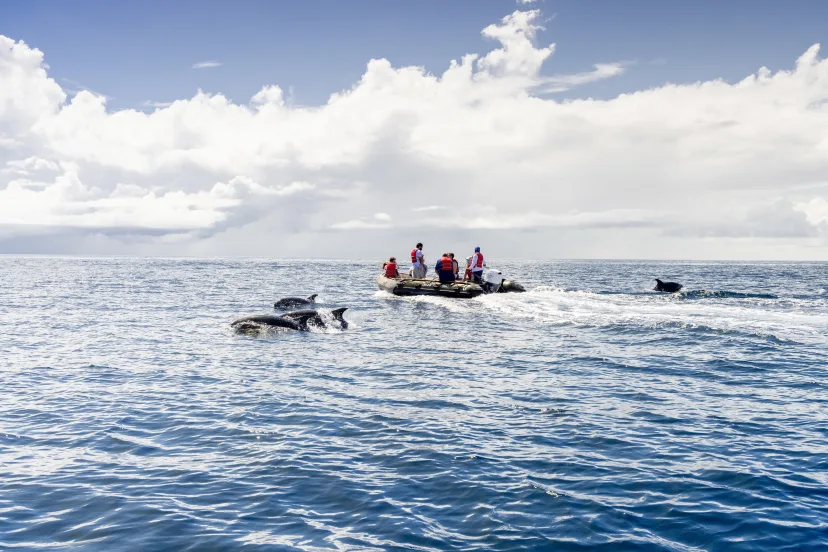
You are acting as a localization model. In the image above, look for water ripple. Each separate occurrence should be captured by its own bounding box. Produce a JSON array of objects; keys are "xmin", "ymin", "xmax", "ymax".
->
[{"xmin": 0, "ymin": 258, "xmax": 826, "ymax": 550}]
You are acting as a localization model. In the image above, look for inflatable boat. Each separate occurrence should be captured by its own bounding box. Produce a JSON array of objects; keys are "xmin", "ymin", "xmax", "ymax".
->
[
  {"xmin": 377, "ymin": 269, "xmax": 526, "ymax": 298},
  {"xmin": 377, "ymin": 275, "xmax": 484, "ymax": 298}
]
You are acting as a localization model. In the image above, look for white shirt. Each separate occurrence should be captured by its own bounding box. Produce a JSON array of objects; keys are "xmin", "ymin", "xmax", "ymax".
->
[
  {"xmin": 412, "ymin": 249, "xmax": 423, "ymax": 268},
  {"xmin": 470, "ymin": 252, "xmax": 484, "ymax": 272}
]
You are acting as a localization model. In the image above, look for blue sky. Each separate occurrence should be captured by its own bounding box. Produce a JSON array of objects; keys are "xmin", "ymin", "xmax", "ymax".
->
[
  {"xmin": 2, "ymin": 1, "xmax": 828, "ymax": 259},
  {"xmin": 3, "ymin": 0, "xmax": 827, "ymax": 110}
]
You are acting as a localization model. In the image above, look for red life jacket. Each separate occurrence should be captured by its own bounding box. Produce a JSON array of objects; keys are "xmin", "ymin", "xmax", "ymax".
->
[
  {"xmin": 384, "ymin": 262, "xmax": 398, "ymax": 278},
  {"xmin": 473, "ymin": 253, "xmax": 484, "ymax": 269},
  {"xmin": 440, "ymin": 256, "xmax": 453, "ymax": 272},
  {"xmin": 411, "ymin": 249, "xmax": 419, "ymax": 264}
]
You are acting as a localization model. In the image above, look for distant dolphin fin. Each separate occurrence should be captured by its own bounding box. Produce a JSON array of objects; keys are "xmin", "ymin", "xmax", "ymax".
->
[
  {"xmin": 308, "ymin": 294, "xmax": 318, "ymax": 301},
  {"xmin": 331, "ymin": 307, "xmax": 347, "ymax": 320}
]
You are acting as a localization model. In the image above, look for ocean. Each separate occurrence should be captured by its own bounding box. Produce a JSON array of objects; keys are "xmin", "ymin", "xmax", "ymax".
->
[{"xmin": 1, "ymin": 257, "xmax": 826, "ymax": 551}]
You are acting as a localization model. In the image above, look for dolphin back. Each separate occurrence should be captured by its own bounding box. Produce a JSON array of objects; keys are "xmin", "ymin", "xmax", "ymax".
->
[{"xmin": 231, "ymin": 315, "xmax": 302, "ymax": 331}]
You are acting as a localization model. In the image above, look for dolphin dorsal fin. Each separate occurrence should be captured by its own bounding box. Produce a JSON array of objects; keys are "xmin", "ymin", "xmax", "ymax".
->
[
  {"xmin": 331, "ymin": 307, "xmax": 347, "ymax": 319},
  {"xmin": 308, "ymin": 294, "xmax": 318, "ymax": 301}
]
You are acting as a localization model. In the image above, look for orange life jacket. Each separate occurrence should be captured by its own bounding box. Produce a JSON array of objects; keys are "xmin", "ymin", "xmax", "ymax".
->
[
  {"xmin": 411, "ymin": 249, "xmax": 419, "ymax": 263},
  {"xmin": 384, "ymin": 262, "xmax": 398, "ymax": 278},
  {"xmin": 440, "ymin": 256, "xmax": 453, "ymax": 272}
]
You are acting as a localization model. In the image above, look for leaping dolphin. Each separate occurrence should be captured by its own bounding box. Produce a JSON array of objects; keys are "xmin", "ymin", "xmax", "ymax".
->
[{"xmin": 274, "ymin": 294, "xmax": 318, "ymax": 309}]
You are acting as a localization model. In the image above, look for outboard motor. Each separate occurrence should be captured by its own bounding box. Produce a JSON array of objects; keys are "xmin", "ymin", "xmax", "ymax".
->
[{"xmin": 481, "ymin": 269, "xmax": 504, "ymax": 294}]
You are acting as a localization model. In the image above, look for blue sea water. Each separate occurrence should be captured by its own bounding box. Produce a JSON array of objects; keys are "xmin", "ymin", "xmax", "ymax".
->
[{"xmin": 1, "ymin": 257, "xmax": 826, "ymax": 551}]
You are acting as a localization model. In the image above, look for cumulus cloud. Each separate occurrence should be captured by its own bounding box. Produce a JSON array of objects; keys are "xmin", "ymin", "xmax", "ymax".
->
[
  {"xmin": 1, "ymin": 10, "xmax": 828, "ymax": 259},
  {"xmin": 192, "ymin": 61, "xmax": 221, "ymax": 69}
]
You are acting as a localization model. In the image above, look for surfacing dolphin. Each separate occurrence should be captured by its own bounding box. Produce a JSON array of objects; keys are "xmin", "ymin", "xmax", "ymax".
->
[
  {"xmin": 274, "ymin": 294, "xmax": 318, "ymax": 310},
  {"xmin": 231, "ymin": 314, "xmax": 305, "ymax": 333},
  {"xmin": 281, "ymin": 308, "xmax": 348, "ymax": 330},
  {"xmin": 231, "ymin": 308, "xmax": 348, "ymax": 334},
  {"xmin": 654, "ymin": 279, "xmax": 683, "ymax": 293}
]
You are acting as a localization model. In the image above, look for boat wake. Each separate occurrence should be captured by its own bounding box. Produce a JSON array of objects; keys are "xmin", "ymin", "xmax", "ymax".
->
[
  {"xmin": 476, "ymin": 286, "xmax": 828, "ymax": 344},
  {"xmin": 678, "ymin": 290, "xmax": 778, "ymax": 300}
]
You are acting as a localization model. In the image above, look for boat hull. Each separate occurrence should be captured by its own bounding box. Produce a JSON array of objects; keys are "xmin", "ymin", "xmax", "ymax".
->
[{"xmin": 377, "ymin": 275, "xmax": 485, "ymax": 298}]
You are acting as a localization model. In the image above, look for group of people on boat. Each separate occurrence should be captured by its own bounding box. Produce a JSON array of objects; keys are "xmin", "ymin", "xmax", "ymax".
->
[{"xmin": 382, "ymin": 243, "xmax": 486, "ymax": 284}]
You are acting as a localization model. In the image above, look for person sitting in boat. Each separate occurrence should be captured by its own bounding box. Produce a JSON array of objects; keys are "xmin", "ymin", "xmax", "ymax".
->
[
  {"xmin": 435, "ymin": 253, "xmax": 455, "ymax": 283},
  {"xmin": 448, "ymin": 253, "xmax": 459, "ymax": 280},
  {"xmin": 382, "ymin": 257, "xmax": 399, "ymax": 278},
  {"xmin": 468, "ymin": 246, "xmax": 485, "ymax": 284}
]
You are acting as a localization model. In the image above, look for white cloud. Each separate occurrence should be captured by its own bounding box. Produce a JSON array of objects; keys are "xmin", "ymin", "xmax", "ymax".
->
[
  {"xmin": 60, "ymin": 78, "xmax": 110, "ymax": 100},
  {"xmin": 795, "ymin": 197, "xmax": 828, "ymax": 226},
  {"xmin": 142, "ymin": 100, "xmax": 174, "ymax": 109},
  {"xmin": 538, "ymin": 62, "xmax": 627, "ymax": 93},
  {"xmin": 331, "ymin": 212, "xmax": 392, "ymax": 230},
  {"xmin": 1, "ymin": 10, "xmax": 828, "ymax": 259},
  {"xmin": 192, "ymin": 61, "xmax": 222, "ymax": 69}
]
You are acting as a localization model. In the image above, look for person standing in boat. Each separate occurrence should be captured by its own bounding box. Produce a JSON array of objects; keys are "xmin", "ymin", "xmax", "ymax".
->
[
  {"xmin": 410, "ymin": 242, "xmax": 426, "ymax": 279},
  {"xmin": 468, "ymin": 246, "xmax": 485, "ymax": 284},
  {"xmin": 382, "ymin": 257, "xmax": 399, "ymax": 278},
  {"xmin": 435, "ymin": 253, "xmax": 455, "ymax": 283}
]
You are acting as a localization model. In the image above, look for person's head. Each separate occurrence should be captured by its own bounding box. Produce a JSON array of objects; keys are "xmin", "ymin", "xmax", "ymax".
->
[
  {"xmin": 474, "ymin": 246, "xmax": 481, "ymax": 253},
  {"xmin": 416, "ymin": 242, "xmax": 423, "ymax": 249},
  {"xmin": 389, "ymin": 256, "xmax": 396, "ymax": 263},
  {"xmin": 449, "ymin": 253, "xmax": 455, "ymax": 259},
  {"xmin": 442, "ymin": 252, "xmax": 449, "ymax": 258}
]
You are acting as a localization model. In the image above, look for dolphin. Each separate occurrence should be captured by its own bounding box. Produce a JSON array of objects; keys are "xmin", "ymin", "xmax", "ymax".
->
[
  {"xmin": 281, "ymin": 307, "xmax": 348, "ymax": 330},
  {"xmin": 274, "ymin": 294, "xmax": 318, "ymax": 310},
  {"xmin": 231, "ymin": 314, "xmax": 305, "ymax": 333},
  {"xmin": 231, "ymin": 308, "xmax": 348, "ymax": 334},
  {"xmin": 654, "ymin": 279, "xmax": 683, "ymax": 293}
]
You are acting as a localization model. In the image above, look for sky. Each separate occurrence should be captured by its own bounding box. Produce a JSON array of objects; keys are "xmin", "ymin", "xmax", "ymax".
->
[{"xmin": 1, "ymin": 0, "xmax": 828, "ymax": 259}]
